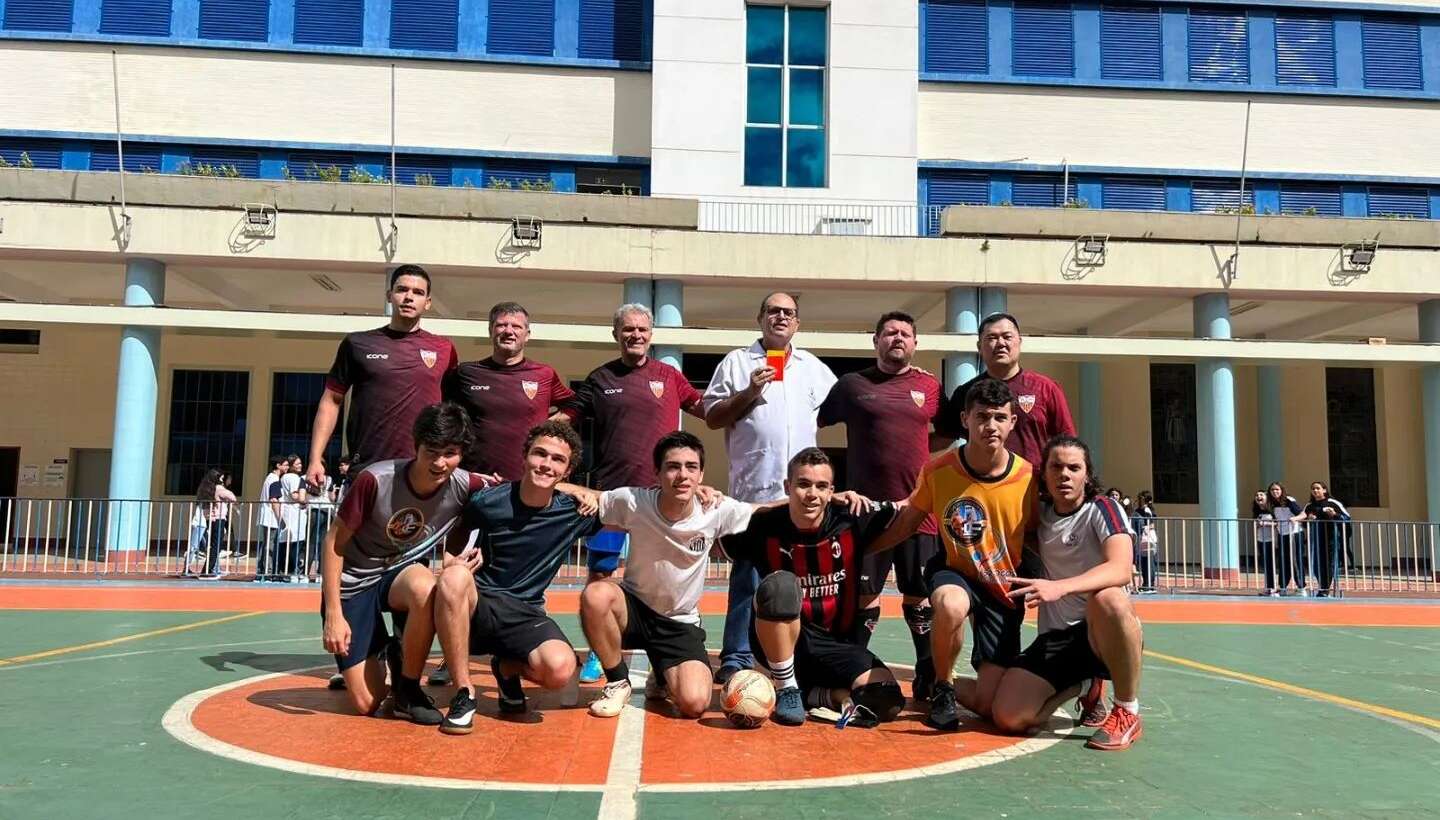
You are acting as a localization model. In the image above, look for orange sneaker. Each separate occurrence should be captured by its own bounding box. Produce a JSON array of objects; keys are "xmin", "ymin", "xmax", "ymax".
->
[
  {"xmin": 1076, "ymin": 678, "xmax": 1107, "ymax": 727},
  {"xmin": 1086, "ymin": 704, "xmax": 1143, "ymax": 751}
]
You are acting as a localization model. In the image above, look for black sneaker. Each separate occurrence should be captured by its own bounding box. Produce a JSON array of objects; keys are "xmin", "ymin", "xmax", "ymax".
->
[
  {"xmin": 714, "ymin": 664, "xmax": 744, "ymax": 687},
  {"xmin": 771, "ymin": 686, "xmax": 806, "ymax": 726},
  {"xmin": 926, "ymin": 681, "xmax": 960, "ymax": 731},
  {"xmin": 327, "ymin": 673, "xmax": 346, "ymax": 691},
  {"xmin": 911, "ymin": 665, "xmax": 934, "ymax": 703},
  {"xmin": 427, "ymin": 663, "xmax": 453, "ymax": 687},
  {"xmin": 394, "ymin": 680, "xmax": 443, "ymax": 725},
  {"xmin": 492, "ymin": 656, "xmax": 526, "ymax": 714},
  {"xmin": 440, "ymin": 687, "xmax": 477, "ymax": 735}
]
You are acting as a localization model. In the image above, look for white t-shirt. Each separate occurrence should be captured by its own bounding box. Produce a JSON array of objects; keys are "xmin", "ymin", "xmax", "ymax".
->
[
  {"xmin": 1036, "ymin": 496, "xmax": 1133, "ymax": 633},
  {"xmin": 599, "ymin": 487, "xmax": 755, "ymax": 625},
  {"xmin": 279, "ymin": 473, "xmax": 306, "ymax": 540},
  {"xmin": 258, "ymin": 473, "xmax": 281, "ymax": 529},
  {"xmin": 702, "ymin": 341, "xmax": 836, "ymax": 503}
]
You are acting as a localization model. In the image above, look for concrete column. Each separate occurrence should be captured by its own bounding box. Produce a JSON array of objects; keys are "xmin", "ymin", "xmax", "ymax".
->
[
  {"xmin": 1420, "ymin": 301, "xmax": 1440, "ymax": 522},
  {"xmin": 943, "ymin": 287, "xmax": 980, "ymax": 395},
  {"xmin": 622, "ymin": 277, "xmax": 653, "ymax": 310},
  {"xmin": 107, "ymin": 259, "xmax": 165, "ymax": 557},
  {"xmin": 1257, "ymin": 365, "xmax": 1284, "ymax": 486},
  {"xmin": 979, "ymin": 286, "xmax": 1008, "ymax": 320},
  {"xmin": 1193, "ymin": 292, "xmax": 1239, "ymax": 579},
  {"xmin": 653, "ymin": 279, "xmax": 683, "ymax": 371},
  {"xmin": 1079, "ymin": 361, "xmax": 1103, "ymax": 473}
]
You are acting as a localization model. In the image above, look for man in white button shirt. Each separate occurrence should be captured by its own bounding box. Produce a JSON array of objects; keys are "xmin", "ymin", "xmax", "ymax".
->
[{"xmin": 704, "ymin": 291, "xmax": 837, "ymax": 684}]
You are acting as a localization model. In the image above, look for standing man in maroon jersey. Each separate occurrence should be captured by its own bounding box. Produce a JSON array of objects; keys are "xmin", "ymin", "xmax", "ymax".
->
[
  {"xmin": 444, "ymin": 301, "xmax": 579, "ymax": 481},
  {"xmin": 936, "ymin": 313, "xmax": 1075, "ymax": 468},
  {"xmin": 306, "ymin": 263, "xmax": 459, "ymax": 689},
  {"xmin": 562, "ymin": 302, "xmax": 707, "ymax": 683},
  {"xmin": 817, "ymin": 310, "xmax": 946, "ymax": 700}
]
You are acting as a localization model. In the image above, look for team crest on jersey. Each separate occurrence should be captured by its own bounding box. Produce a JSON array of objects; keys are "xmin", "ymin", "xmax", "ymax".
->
[
  {"xmin": 1017, "ymin": 394, "xmax": 1037, "ymax": 413},
  {"xmin": 420, "ymin": 349, "xmax": 437, "ymax": 369},
  {"xmin": 649, "ymin": 380, "xmax": 665, "ymax": 399},
  {"xmin": 684, "ymin": 535, "xmax": 708, "ymax": 555},
  {"xmin": 386, "ymin": 507, "xmax": 426, "ymax": 545},
  {"xmin": 831, "ymin": 539, "xmax": 842, "ymax": 559},
  {"xmin": 910, "ymin": 390, "xmax": 926, "ymax": 408},
  {"xmin": 942, "ymin": 497, "xmax": 988, "ymax": 548},
  {"xmin": 521, "ymin": 380, "xmax": 539, "ymax": 400}
]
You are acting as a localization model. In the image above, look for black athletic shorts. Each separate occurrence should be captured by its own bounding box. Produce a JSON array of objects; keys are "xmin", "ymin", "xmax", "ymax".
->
[
  {"xmin": 620, "ymin": 586, "xmax": 710, "ymax": 674},
  {"xmin": 321, "ymin": 562, "xmax": 414, "ymax": 672},
  {"xmin": 469, "ymin": 588, "xmax": 571, "ymax": 661},
  {"xmin": 859, "ymin": 532, "xmax": 940, "ymax": 598},
  {"xmin": 924, "ymin": 556, "xmax": 1024, "ymax": 671},
  {"xmin": 751, "ymin": 622, "xmax": 887, "ymax": 691},
  {"xmin": 1013, "ymin": 621, "xmax": 1111, "ymax": 692}
]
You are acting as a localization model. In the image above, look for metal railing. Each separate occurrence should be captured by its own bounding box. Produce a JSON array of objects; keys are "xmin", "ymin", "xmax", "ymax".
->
[
  {"xmin": 2, "ymin": 499, "xmax": 1435, "ymax": 596},
  {"xmin": 698, "ymin": 200, "xmax": 945, "ymax": 237}
]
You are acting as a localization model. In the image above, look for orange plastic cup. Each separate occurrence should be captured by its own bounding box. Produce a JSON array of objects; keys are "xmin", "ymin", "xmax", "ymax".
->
[{"xmin": 766, "ymin": 349, "xmax": 786, "ymax": 381}]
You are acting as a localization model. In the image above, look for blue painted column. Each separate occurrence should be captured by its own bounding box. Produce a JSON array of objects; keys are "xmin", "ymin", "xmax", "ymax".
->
[
  {"xmin": 1079, "ymin": 361, "xmax": 1103, "ymax": 473},
  {"xmin": 979, "ymin": 286, "xmax": 1008, "ymax": 320},
  {"xmin": 943, "ymin": 287, "xmax": 980, "ymax": 395},
  {"xmin": 622, "ymin": 277, "xmax": 652, "ymax": 311},
  {"xmin": 106, "ymin": 259, "xmax": 165, "ymax": 556},
  {"xmin": 1257, "ymin": 365, "xmax": 1284, "ymax": 486},
  {"xmin": 1420, "ymin": 300, "xmax": 1440, "ymax": 523},
  {"xmin": 1194, "ymin": 292, "xmax": 1239, "ymax": 579},
  {"xmin": 653, "ymin": 279, "xmax": 683, "ymax": 371}
]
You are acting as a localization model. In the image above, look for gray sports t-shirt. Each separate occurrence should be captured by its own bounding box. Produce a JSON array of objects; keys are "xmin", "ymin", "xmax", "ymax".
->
[
  {"xmin": 335, "ymin": 459, "xmax": 483, "ymax": 598},
  {"xmin": 1035, "ymin": 496, "xmax": 1133, "ymax": 633}
]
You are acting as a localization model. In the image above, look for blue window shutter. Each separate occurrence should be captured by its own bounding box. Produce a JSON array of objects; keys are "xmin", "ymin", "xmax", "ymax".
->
[
  {"xmin": 484, "ymin": 161, "xmax": 551, "ymax": 187},
  {"xmin": 1279, "ymin": 182, "xmax": 1341, "ymax": 216},
  {"xmin": 391, "ymin": 0, "xmax": 458, "ymax": 50},
  {"xmin": 1191, "ymin": 179, "xmax": 1253, "ymax": 212},
  {"xmin": 1101, "ymin": 5, "xmax": 1161, "ymax": 81},
  {"xmin": 0, "ymin": 140, "xmax": 63, "ymax": 169},
  {"xmin": 1362, "ymin": 17, "xmax": 1422, "ymax": 91},
  {"xmin": 294, "ymin": 0, "xmax": 363, "ymax": 46},
  {"xmin": 1188, "ymin": 8, "xmax": 1248, "ymax": 83},
  {"xmin": 3, "ymin": 0, "xmax": 74, "ymax": 31},
  {"xmin": 1013, "ymin": 1, "xmax": 1074, "ymax": 77},
  {"xmin": 579, "ymin": 0, "xmax": 644, "ymax": 61},
  {"xmin": 1274, "ymin": 13, "xmax": 1335, "ymax": 86},
  {"xmin": 925, "ymin": 170, "xmax": 989, "ymax": 233},
  {"xmin": 91, "ymin": 144, "xmax": 164, "ymax": 173},
  {"xmin": 925, "ymin": 0, "xmax": 988, "ymax": 73},
  {"xmin": 1012, "ymin": 173, "xmax": 1075, "ymax": 206},
  {"xmin": 191, "ymin": 147, "xmax": 261, "ymax": 178},
  {"xmin": 289, "ymin": 152, "xmax": 356, "ymax": 179},
  {"xmin": 1367, "ymin": 186, "xmax": 1428, "ymax": 218},
  {"xmin": 1102, "ymin": 176, "xmax": 1166, "ymax": 210},
  {"xmin": 198, "ymin": 0, "xmax": 270, "ymax": 41},
  {"xmin": 99, "ymin": 0, "xmax": 171, "ymax": 35},
  {"xmin": 393, "ymin": 155, "xmax": 453, "ymax": 186},
  {"xmin": 488, "ymin": 0, "xmax": 555, "ymax": 56}
]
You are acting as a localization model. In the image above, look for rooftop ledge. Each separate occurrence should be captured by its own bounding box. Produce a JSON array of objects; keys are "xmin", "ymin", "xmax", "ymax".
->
[
  {"xmin": 0, "ymin": 169, "xmax": 700, "ymax": 230},
  {"xmin": 940, "ymin": 205, "xmax": 1440, "ymax": 249}
]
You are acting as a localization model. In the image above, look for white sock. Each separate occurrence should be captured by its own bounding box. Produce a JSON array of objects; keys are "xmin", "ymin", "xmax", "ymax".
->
[
  {"xmin": 1114, "ymin": 698, "xmax": 1139, "ymax": 713},
  {"xmin": 768, "ymin": 657, "xmax": 797, "ymax": 691}
]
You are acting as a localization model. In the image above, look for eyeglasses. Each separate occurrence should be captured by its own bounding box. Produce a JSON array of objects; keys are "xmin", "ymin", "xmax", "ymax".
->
[{"xmin": 764, "ymin": 306, "xmax": 797, "ymax": 318}]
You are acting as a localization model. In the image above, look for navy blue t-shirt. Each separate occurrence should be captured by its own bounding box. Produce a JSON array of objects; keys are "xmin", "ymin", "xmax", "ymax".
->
[{"xmin": 455, "ymin": 482, "xmax": 602, "ymax": 605}]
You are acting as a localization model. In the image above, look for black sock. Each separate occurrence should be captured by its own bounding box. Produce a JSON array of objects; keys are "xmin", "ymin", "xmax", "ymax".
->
[
  {"xmin": 902, "ymin": 603, "xmax": 935, "ymax": 677},
  {"xmin": 853, "ymin": 606, "xmax": 881, "ymax": 648},
  {"xmin": 604, "ymin": 661, "xmax": 629, "ymax": 684}
]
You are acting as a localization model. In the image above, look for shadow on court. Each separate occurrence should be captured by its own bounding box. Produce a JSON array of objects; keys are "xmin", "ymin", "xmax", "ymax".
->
[{"xmin": 200, "ymin": 650, "xmax": 334, "ymax": 677}]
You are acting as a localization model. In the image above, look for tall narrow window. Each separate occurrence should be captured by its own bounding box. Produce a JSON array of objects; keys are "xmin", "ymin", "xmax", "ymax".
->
[
  {"xmin": 270, "ymin": 373, "xmax": 342, "ymax": 469},
  {"xmin": 1325, "ymin": 368, "xmax": 1379, "ymax": 507},
  {"xmin": 744, "ymin": 5, "xmax": 827, "ymax": 188},
  {"xmin": 1150, "ymin": 363, "xmax": 1198, "ymax": 504},
  {"xmin": 166, "ymin": 370, "xmax": 249, "ymax": 495}
]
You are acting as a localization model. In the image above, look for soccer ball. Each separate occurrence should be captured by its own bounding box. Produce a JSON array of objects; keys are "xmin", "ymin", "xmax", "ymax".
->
[{"xmin": 721, "ymin": 669, "xmax": 776, "ymax": 728}]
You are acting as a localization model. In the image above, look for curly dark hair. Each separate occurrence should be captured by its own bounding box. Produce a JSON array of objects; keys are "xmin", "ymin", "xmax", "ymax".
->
[{"xmin": 523, "ymin": 420, "xmax": 582, "ymax": 467}]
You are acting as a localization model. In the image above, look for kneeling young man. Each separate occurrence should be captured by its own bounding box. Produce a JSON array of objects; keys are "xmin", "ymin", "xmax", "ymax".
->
[
  {"xmin": 579, "ymin": 431, "xmax": 755, "ymax": 719},
  {"xmin": 991, "ymin": 435, "xmax": 1145, "ymax": 751},
  {"xmin": 434, "ymin": 421, "xmax": 602, "ymax": 735},
  {"xmin": 321, "ymin": 402, "xmax": 487, "ymax": 724},
  {"xmin": 721, "ymin": 448, "xmax": 904, "ymax": 728},
  {"xmin": 870, "ymin": 378, "xmax": 1038, "ymax": 731}
]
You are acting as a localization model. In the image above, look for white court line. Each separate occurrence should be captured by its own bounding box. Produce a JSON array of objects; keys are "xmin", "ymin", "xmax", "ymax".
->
[
  {"xmin": 0, "ymin": 636, "xmax": 316, "ymax": 672},
  {"xmin": 597, "ymin": 654, "xmax": 652, "ymax": 820}
]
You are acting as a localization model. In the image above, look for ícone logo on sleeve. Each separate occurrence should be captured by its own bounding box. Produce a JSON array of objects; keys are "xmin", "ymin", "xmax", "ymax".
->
[
  {"xmin": 521, "ymin": 380, "xmax": 539, "ymax": 400},
  {"xmin": 910, "ymin": 390, "xmax": 926, "ymax": 408},
  {"xmin": 1017, "ymin": 394, "xmax": 1037, "ymax": 413},
  {"xmin": 420, "ymin": 350, "xmax": 437, "ymax": 369},
  {"xmin": 649, "ymin": 380, "xmax": 665, "ymax": 399}
]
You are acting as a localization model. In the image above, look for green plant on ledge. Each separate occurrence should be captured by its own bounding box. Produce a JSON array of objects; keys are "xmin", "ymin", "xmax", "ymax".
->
[
  {"xmin": 347, "ymin": 167, "xmax": 387, "ymax": 184},
  {"xmin": 178, "ymin": 162, "xmax": 242, "ymax": 178},
  {"xmin": 487, "ymin": 177, "xmax": 514, "ymax": 189},
  {"xmin": 280, "ymin": 165, "xmax": 294, "ymax": 180},
  {"xmin": 1213, "ymin": 204, "xmax": 1257, "ymax": 215},
  {"xmin": 1061, "ymin": 197, "xmax": 1090, "ymax": 209},
  {"xmin": 308, "ymin": 162, "xmax": 343, "ymax": 183},
  {"xmin": 413, "ymin": 173, "xmax": 436, "ymax": 186},
  {"xmin": 518, "ymin": 178, "xmax": 555, "ymax": 192}
]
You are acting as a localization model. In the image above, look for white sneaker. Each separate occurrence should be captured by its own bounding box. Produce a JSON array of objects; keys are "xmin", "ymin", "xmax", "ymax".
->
[{"xmin": 589, "ymin": 679, "xmax": 632, "ymax": 718}]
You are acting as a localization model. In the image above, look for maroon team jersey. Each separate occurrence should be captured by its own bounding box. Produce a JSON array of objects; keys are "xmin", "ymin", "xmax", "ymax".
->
[
  {"xmin": 818, "ymin": 366, "xmax": 942, "ymax": 535},
  {"xmin": 564, "ymin": 357, "xmax": 704, "ymax": 490},
  {"xmin": 444, "ymin": 357, "xmax": 578, "ymax": 479},
  {"xmin": 722, "ymin": 503, "xmax": 897, "ymax": 638},
  {"xmin": 325, "ymin": 327, "xmax": 457, "ymax": 468},
  {"xmin": 938, "ymin": 368, "xmax": 1075, "ymax": 468}
]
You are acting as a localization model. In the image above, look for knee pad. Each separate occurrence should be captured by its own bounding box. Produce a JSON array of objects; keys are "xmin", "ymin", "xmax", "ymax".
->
[
  {"xmin": 853, "ymin": 680, "xmax": 904, "ymax": 722},
  {"xmin": 902, "ymin": 602, "xmax": 933, "ymax": 636},
  {"xmin": 754, "ymin": 571, "xmax": 802, "ymax": 621}
]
